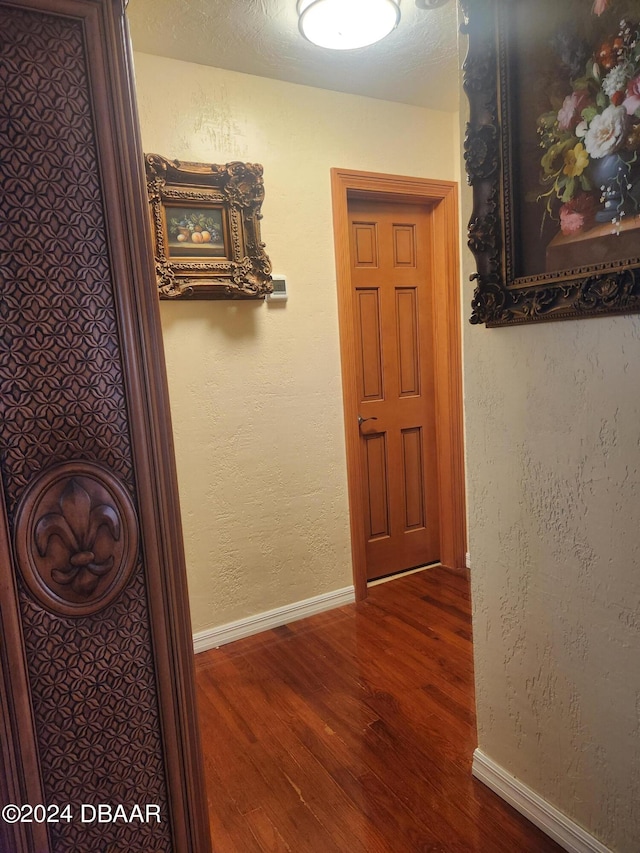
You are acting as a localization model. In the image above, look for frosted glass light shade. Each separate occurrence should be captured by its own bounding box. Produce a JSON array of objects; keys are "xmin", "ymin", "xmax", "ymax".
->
[{"xmin": 297, "ymin": 0, "xmax": 401, "ymax": 50}]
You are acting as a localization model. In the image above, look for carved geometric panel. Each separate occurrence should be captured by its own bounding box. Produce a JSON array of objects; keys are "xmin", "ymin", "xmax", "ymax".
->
[
  {"xmin": 0, "ymin": 7, "xmax": 172, "ymax": 851},
  {"xmin": 356, "ymin": 288, "xmax": 384, "ymax": 402},
  {"xmin": 396, "ymin": 287, "xmax": 420, "ymax": 397},
  {"xmin": 15, "ymin": 462, "xmax": 139, "ymax": 618}
]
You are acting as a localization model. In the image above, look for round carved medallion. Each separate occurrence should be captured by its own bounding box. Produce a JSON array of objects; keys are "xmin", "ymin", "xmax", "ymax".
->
[{"xmin": 15, "ymin": 462, "xmax": 139, "ymax": 617}]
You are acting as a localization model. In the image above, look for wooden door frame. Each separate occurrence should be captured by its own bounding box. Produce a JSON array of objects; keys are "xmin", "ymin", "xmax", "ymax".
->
[{"xmin": 331, "ymin": 168, "xmax": 466, "ymax": 600}]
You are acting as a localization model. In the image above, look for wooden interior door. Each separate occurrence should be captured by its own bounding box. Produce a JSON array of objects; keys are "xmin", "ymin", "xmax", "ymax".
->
[
  {"xmin": 348, "ymin": 199, "xmax": 440, "ymax": 581},
  {"xmin": 0, "ymin": 2, "xmax": 210, "ymax": 851}
]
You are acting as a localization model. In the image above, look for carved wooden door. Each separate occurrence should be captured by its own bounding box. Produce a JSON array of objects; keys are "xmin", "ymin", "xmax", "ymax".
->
[
  {"xmin": 348, "ymin": 199, "xmax": 440, "ymax": 581},
  {"xmin": 0, "ymin": 2, "xmax": 211, "ymax": 852}
]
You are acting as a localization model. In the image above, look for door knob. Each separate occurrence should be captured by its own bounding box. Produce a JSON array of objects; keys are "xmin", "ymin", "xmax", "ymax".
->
[{"xmin": 358, "ymin": 415, "xmax": 378, "ymax": 426}]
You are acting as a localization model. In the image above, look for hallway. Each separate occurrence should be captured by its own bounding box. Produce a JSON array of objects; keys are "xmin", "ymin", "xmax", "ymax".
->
[{"xmin": 195, "ymin": 568, "xmax": 562, "ymax": 852}]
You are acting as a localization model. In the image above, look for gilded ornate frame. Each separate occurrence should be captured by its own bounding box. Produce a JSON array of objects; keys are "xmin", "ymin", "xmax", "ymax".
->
[
  {"xmin": 462, "ymin": 0, "xmax": 640, "ymax": 326},
  {"xmin": 145, "ymin": 154, "xmax": 273, "ymax": 300}
]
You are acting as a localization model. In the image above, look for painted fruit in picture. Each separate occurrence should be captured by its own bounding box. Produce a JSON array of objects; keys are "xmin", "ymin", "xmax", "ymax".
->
[{"xmin": 167, "ymin": 207, "xmax": 225, "ymax": 258}]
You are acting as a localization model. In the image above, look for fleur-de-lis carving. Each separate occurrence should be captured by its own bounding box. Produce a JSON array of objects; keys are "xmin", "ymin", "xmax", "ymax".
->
[{"xmin": 34, "ymin": 479, "xmax": 121, "ymax": 596}]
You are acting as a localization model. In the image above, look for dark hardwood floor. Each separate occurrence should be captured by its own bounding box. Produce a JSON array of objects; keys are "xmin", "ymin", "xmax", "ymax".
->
[{"xmin": 194, "ymin": 567, "xmax": 561, "ymax": 852}]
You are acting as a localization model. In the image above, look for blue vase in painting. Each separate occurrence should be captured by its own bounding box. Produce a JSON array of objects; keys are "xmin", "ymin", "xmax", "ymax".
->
[{"xmin": 589, "ymin": 152, "xmax": 640, "ymax": 224}]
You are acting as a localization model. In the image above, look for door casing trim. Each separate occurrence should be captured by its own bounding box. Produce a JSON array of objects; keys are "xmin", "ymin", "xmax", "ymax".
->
[{"xmin": 331, "ymin": 168, "xmax": 466, "ymax": 599}]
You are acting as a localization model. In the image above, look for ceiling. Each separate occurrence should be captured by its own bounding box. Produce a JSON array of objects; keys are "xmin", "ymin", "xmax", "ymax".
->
[{"xmin": 126, "ymin": 0, "xmax": 460, "ymax": 112}]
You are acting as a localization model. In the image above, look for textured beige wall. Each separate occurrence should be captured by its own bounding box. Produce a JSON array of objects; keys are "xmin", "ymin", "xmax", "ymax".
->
[
  {"xmin": 133, "ymin": 53, "xmax": 458, "ymax": 633},
  {"xmin": 458, "ymin": 32, "xmax": 640, "ymax": 853}
]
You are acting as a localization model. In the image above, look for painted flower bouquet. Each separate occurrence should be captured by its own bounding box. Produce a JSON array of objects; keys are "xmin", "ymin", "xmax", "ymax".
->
[{"xmin": 535, "ymin": 1, "xmax": 640, "ymax": 237}]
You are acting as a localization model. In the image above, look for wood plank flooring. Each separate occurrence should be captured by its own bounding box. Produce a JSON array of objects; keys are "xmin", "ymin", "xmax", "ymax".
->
[{"xmin": 194, "ymin": 567, "xmax": 561, "ymax": 852}]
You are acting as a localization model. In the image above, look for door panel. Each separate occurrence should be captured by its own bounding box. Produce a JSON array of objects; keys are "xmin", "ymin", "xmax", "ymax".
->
[
  {"xmin": 353, "ymin": 222, "xmax": 379, "ymax": 266},
  {"xmin": 396, "ymin": 287, "xmax": 420, "ymax": 396},
  {"xmin": 393, "ymin": 224, "xmax": 416, "ymax": 267},
  {"xmin": 349, "ymin": 199, "xmax": 439, "ymax": 581},
  {"xmin": 364, "ymin": 433, "xmax": 391, "ymax": 539},
  {"xmin": 356, "ymin": 289, "xmax": 384, "ymax": 400},
  {"xmin": 402, "ymin": 427, "xmax": 426, "ymax": 531}
]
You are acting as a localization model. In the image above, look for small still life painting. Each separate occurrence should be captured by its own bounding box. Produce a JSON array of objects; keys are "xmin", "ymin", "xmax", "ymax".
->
[
  {"xmin": 145, "ymin": 154, "xmax": 272, "ymax": 300},
  {"xmin": 166, "ymin": 206, "xmax": 225, "ymax": 258}
]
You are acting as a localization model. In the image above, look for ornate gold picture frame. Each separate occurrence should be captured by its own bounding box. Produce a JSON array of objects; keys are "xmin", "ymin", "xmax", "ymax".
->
[
  {"xmin": 145, "ymin": 155, "xmax": 273, "ymax": 300},
  {"xmin": 463, "ymin": 0, "xmax": 640, "ymax": 326}
]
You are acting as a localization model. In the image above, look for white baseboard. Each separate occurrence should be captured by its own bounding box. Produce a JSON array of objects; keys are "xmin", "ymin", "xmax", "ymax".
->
[
  {"xmin": 472, "ymin": 749, "xmax": 612, "ymax": 853},
  {"xmin": 193, "ymin": 585, "xmax": 356, "ymax": 654}
]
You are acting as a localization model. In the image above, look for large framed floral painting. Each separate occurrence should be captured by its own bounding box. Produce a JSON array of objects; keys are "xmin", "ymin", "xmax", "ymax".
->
[
  {"xmin": 145, "ymin": 155, "xmax": 273, "ymax": 300},
  {"xmin": 463, "ymin": 0, "xmax": 640, "ymax": 326}
]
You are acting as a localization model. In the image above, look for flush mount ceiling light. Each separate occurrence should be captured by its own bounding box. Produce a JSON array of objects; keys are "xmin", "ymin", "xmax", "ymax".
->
[
  {"xmin": 415, "ymin": 0, "xmax": 450, "ymax": 8},
  {"xmin": 297, "ymin": 0, "xmax": 401, "ymax": 50}
]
